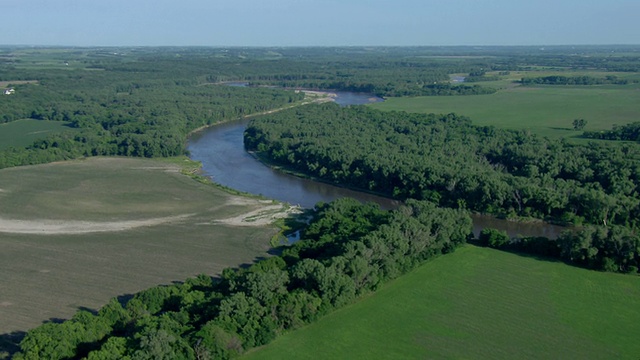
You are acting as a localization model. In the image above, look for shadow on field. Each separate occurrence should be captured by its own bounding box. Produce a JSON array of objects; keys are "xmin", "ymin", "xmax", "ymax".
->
[
  {"xmin": 466, "ymin": 240, "xmax": 567, "ymax": 265},
  {"xmin": 76, "ymin": 306, "xmax": 99, "ymax": 316},
  {"xmin": 117, "ymin": 293, "xmax": 135, "ymax": 306},
  {"xmin": 0, "ymin": 331, "xmax": 25, "ymax": 359}
]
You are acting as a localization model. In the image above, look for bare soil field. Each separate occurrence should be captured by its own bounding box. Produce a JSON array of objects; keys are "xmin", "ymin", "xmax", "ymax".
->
[{"xmin": 0, "ymin": 157, "xmax": 288, "ymax": 335}]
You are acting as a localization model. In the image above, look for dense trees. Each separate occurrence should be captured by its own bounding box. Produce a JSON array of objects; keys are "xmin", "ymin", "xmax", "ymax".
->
[
  {"xmin": 0, "ymin": 76, "xmax": 304, "ymax": 168},
  {"xmin": 572, "ymin": 118, "xmax": 587, "ymax": 131},
  {"xmin": 0, "ymin": 46, "xmax": 505, "ymax": 168},
  {"xmin": 583, "ymin": 122, "xmax": 640, "ymax": 142},
  {"xmin": 478, "ymin": 225, "xmax": 640, "ymax": 274},
  {"xmin": 521, "ymin": 75, "xmax": 631, "ymax": 85},
  {"xmin": 245, "ymin": 103, "xmax": 640, "ymax": 228},
  {"xmin": 3, "ymin": 46, "xmax": 639, "ymax": 170},
  {"xmin": 14, "ymin": 198, "xmax": 472, "ymax": 359}
]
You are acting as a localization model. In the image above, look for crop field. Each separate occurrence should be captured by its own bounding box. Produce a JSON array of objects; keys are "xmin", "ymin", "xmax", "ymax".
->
[
  {"xmin": 0, "ymin": 157, "xmax": 287, "ymax": 337},
  {"xmin": 246, "ymin": 246, "xmax": 640, "ymax": 360},
  {"xmin": 0, "ymin": 119, "xmax": 76, "ymax": 150},
  {"xmin": 0, "ymin": 48, "xmax": 141, "ymax": 71},
  {"xmin": 372, "ymin": 75, "xmax": 640, "ymax": 139}
]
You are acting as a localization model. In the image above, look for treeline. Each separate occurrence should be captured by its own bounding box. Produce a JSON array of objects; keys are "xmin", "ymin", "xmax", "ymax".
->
[
  {"xmin": 14, "ymin": 198, "xmax": 471, "ymax": 359},
  {"xmin": 583, "ymin": 122, "xmax": 640, "ymax": 142},
  {"xmin": 5, "ymin": 46, "xmax": 640, "ymax": 170},
  {"xmin": 479, "ymin": 224, "xmax": 639, "ymax": 274},
  {"xmin": 521, "ymin": 75, "xmax": 630, "ymax": 85},
  {"xmin": 463, "ymin": 70, "xmax": 504, "ymax": 83},
  {"xmin": 85, "ymin": 51, "xmax": 500, "ymax": 97},
  {"xmin": 0, "ymin": 71, "xmax": 304, "ymax": 168},
  {"xmin": 245, "ymin": 103, "xmax": 640, "ymax": 228},
  {"xmin": 0, "ymin": 47, "xmax": 508, "ymax": 168}
]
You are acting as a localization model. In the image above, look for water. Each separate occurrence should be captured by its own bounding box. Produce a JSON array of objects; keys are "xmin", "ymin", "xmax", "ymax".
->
[
  {"xmin": 187, "ymin": 90, "xmax": 566, "ymax": 238},
  {"xmin": 188, "ymin": 92, "xmax": 396, "ymax": 209}
]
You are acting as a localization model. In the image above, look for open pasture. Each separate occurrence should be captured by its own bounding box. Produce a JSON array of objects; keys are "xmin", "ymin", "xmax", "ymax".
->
[
  {"xmin": 246, "ymin": 246, "xmax": 640, "ymax": 360},
  {"xmin": 371, "ymin": 82, "xmax": 640, "ymax": 139},
  {"xmin": 0, "ymin": 157, "xmax": 282, "ymax": 336},
  {"xmin": 452, "ymin": 70, "xmax": 640, "ymax": 89},
  {"xmin": 0, "ymin": 119, "xmax": 75, "ymax": 150}
]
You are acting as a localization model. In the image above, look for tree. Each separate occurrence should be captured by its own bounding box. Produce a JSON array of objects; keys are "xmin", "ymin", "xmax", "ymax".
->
[
  {"xmin": 572, "ymin": 118, "xmax": 587, "ymax": 131},
  {"xmin": 479, "ymin": 228, "xmax": 510, "ymax": 248}
]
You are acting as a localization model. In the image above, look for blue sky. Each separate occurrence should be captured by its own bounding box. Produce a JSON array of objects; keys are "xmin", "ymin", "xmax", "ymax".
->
[{"xmin": 1, "ymin": 0, "xmax": 638, "ymax": 46}]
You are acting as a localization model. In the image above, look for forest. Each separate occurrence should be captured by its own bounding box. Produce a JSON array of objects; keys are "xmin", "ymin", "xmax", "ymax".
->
[
  {"xmin": 0, "ymin": 46, "xmax": 514, "ymax": 169},
  {"xmin": 583, "ymin": 122, "xmax": 640, "ymax": 142},
  {"xmin": 245, "ymin": 104, "xmax": 640, "ymax": 228},
  {"xmin": 245, "ymin": 104, "xmax": 640, "ymax": 273},
  {"xmin": 520, "ymin": 75, "xmax": 631, "ymax": 85}
]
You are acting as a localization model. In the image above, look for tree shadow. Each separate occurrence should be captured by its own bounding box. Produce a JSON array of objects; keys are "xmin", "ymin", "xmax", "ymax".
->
[
  {"xmin": 548, "ymin": 126, "xmax": 573, "ymax": 131},
  {"xmin": 116, "ymin": 293, "xmax": 134, "ymax": 307},
  {"xmin": 466, "ymin": 240, "xmax": 566, "ymax": 265},
  {"xmin": 77, "ymin": 306, "xmax": 99, "ymax": 316},
  {"xmin": 0, "ymin": 331, "xmax": 25, "ymax": 359}
]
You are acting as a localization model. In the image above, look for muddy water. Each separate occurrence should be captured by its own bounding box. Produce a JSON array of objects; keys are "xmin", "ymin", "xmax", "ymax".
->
[{"xmin": 187, "ymin": 91, "xmax": 566, "ymax": 239}]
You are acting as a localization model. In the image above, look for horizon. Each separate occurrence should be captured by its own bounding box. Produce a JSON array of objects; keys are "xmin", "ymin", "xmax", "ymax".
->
[{"xmin": 2, "ymin": 44, "xmax": 639, "ymax": 49}]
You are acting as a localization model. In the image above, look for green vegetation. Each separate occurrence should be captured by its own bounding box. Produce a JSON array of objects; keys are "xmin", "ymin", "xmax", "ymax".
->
[
  {"xmin": 521, "ymin": 74, "xmax": 632, "ymax": 85},
  {"xmin": 245, "ymin": 246, "xmax": 640, "ymax": 360},
  {"xmin": 584, "ymin": 121, "xmax": 640, "ymax": 142},
  {"xmin": 478, "ymin": 224, "xmax": 640, "ymax": 273},
  {"xmin": 0, "ymin": 119, "xmax": 76, "ymax": 150},
  {"xmin": 370, "ymin": 85, "xmax": 640, "ymax": 139},
  {"xmin": 12, "ymin": 198, "xmax": 471, "ymax": 359},
  {"xmin": 4, "ymin": 46, "xmax": 640, "ymax": 359},
  {"xmin": 245, "ymin": 104, "xmax": 640, "ymax": 229},
  {"xmin": 0, "ymin": 79, "xmax": 304, "ymax": 168},
  {"xmin": 245, "ymin": 103, "xmax": 640, "ymax": 273}
]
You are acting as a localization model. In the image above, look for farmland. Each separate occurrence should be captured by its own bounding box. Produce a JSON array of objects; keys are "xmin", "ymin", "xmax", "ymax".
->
[
  {"xmin": 371, "ymin": 73, "xmax": 640, "ymax": 139},
  {"xmin": 0, "ymin": 157, "xmax": 288, "ymax": 336},
  {"xmin": 245, "ymin": 246, "xmax": 640, "ymax": 360},
  {"xmin": 0, "ymin": 119, "xmax": 76, "ymax": 150}
]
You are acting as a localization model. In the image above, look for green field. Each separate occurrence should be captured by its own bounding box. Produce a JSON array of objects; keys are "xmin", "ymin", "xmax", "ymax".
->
[
  {"xmin": 246, "ymin": 246, "xmax": 640, "ymax": 360},
  {"xmin": 0, "ymin": 119, "xmax": 76, "ymax": 150},
  {"xmin": 371, "ymin": 82, "xmax": 640, "ymax": 139},
  {"xmin": 0, "ymin": 157, "xmax": 285, "ymax": 336}
]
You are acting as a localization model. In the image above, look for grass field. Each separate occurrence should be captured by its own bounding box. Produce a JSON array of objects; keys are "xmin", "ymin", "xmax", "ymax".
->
[
  {"xmin": 0, "ymin": 119, "xmax": 76, "ymax": 150},
  {"xmin": 0, "ymin": 157, "xmax": 286, "ymax": 339},
  {"xmin": 245, "ymin": 246, "xmax": 640, "ymax": 360},
  {"xmin": 371, "ymin": 78, "xmax": 640, "ymax": 139}
]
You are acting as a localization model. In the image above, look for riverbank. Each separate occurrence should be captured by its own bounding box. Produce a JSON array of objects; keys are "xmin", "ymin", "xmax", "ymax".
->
[
  {"xmin": 188, "ymin": 91, "xmax": 568, "ymax": 239},
  {"xmin": 187, "ymin": 89, "xmax": 335, "ymax": 137}
]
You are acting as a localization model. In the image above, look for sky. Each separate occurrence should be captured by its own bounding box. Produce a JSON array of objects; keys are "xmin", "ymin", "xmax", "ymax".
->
[{"xmin": 1, "ymin": 0, "xmax": 638, "ymax": 47}]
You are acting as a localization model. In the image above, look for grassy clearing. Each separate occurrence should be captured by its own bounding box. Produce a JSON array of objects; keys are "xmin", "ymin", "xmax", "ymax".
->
[
  {"xmin": 373, "ymin": 78, "xmax": 640, "ymax": 139},
  {"xmin": 0, "ymin": 80, "xmax": 39, "ymax": 88},
  {"xmin": 245, "ymin": 246, "xmax": 640, "ymax": 360},
  {"xmin": 0, "ymin": 157, "xmax": 281, "ymax": 335},
  {"xmin": 0, "ymin": 119, "xmax": 76, "ymax": 150}
]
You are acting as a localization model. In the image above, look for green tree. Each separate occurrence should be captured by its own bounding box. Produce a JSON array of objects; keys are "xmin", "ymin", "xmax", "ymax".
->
[{"xmin": 572, "ymin": 118, "xmax": 587, "ymax": 130}]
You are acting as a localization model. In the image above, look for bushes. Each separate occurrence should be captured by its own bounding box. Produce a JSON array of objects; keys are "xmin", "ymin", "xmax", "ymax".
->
[
  {"xmin": 478, "ymin": 228, "xmax": 510, "ymax": 248},
  {"xmin": 478, "ymin": 225, "xmax": 639, "ymax": 274}
]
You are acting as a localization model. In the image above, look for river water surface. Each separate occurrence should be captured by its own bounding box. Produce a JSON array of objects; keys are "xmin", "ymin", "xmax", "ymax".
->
[{"xmin": 187, "ymin": 91, "xmax": 566, "ymax": 238}]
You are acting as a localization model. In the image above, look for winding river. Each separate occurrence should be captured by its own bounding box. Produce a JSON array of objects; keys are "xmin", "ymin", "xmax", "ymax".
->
[{"xmin": 187, "ymin": 91, "xmax": 566, "ymax": 239}]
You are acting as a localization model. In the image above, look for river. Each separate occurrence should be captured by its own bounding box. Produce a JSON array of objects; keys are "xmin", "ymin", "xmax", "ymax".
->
[{"xmin": 187, "ymin": 91, "xmax": 566, "ymax": 239}]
